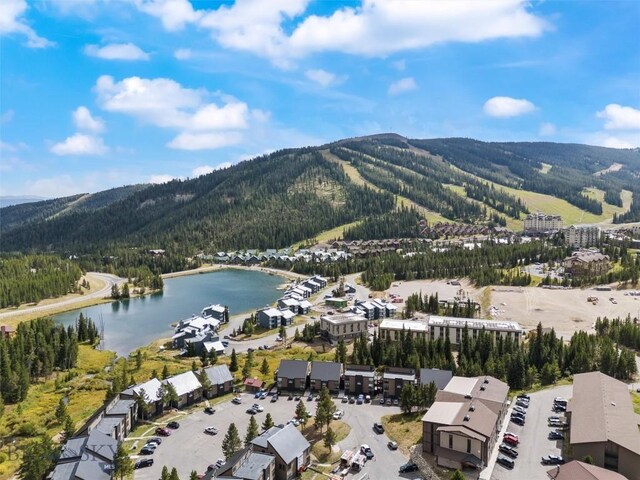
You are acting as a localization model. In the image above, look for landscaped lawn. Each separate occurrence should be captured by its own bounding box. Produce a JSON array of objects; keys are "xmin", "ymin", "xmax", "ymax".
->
[{"xmin": 381, "ymin": 412, "xmax": 423, "ymax": 454}]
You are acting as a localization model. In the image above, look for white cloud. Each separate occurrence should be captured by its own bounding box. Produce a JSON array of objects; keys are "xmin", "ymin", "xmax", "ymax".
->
[
  {"xmin": 596, "ymin": 104, "xmax": 640, "ymax": 131},
  {"xmin": 539, "ymin": 122, "xmax": 556, "ymax": 136},
  {"xmin": 24, "ymin": 174, "xmax": 79, "ymax": 197},
  {"xmin": 192, "ymin": 165, "xmax": 214, "ymax": 177},
  {"xmin": 601, "ymin": 136, "xmax": 636, "ymax": 149},
  {"xmin": 136, "ymin": 1, "xmax": 547, "ymax": 66},
  {"xmin": 148, "ymin": 174, "xmax": 177, "ymax": 184},
  {"xmin": 167, "ymin": 131, "xmax": 243, "ymax": 150},
  {"xmin": 73, "ymin": 106, "xmax": 105, "ymax": 133},
  {"xmin": 174, "ymin": 48, "xmax": 192, "ymax": 60},
  {"xmin": 0, "ymin": 0, "xmax": 55, "ymax": 48},
  {"xmin": 483, "ymin": 96, "xmax": 536, "ymax": 118},
  {"xmin": 50, "ymin": 133, "xmax": 108, "ymax": 156},
  {"xmin": 133, "ymin": 0, "xmax": 203, "ymax": 31},
  {"xmin": 85, "ymin": 42, "xmax": 150, "ymax": 61},
  {"xmin": 305, "ymin": 69, "xmax": 345, "ymax": 87},
  {"xmin": 96, "ymin": 75, "xmax": 262, "ymax": 150},
  {"xmin": 388, "ymin": 77, "xmax": 417, "ymax": 95}
]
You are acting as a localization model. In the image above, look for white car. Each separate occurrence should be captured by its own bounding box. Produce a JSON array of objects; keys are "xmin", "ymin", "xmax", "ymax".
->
[
  {"xmin": 287, "ymin": 419, "xmax": 300, "ymax": 427},
  {"xmin": 204, "ymin": 427, "xmax": 218, "ymax": 435},
  {"xmin": 333, "ymin": 410, "xmax": 344, "ymax": 420},
  {"xmin": 252, "ymin": 404, "xmax": 264, "ymax": 412}
]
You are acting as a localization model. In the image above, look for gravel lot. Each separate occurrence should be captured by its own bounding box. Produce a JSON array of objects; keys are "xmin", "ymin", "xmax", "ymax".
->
[
  {"xmin": 133, "ymin": 393, "xmax": 411, "ymax": 480},
  {"xmin": 490, "ymin": 385, "xmax": 572, "ymax": 480}
]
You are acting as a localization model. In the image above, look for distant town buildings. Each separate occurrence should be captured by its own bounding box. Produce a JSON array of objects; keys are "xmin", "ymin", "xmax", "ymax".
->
[
  {"xmin": 524, "ymin": 212, "xmax": 563, "ymax": 233},
  {"xmin": 564, "ymin": 224, "xmax": 601, "ymax": 248}
]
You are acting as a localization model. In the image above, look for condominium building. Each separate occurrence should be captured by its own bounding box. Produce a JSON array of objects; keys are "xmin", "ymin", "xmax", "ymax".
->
[
  {"xmin": 319, "ymin": 313, "xmax": 368, "ymax": 343},
  {"xmin": 564, "ymin": 224, "xmax": 601, "ymax": 248},
  {"xmin": 524, "ymin": 212, "xmax": 563, "ymax": 233}
]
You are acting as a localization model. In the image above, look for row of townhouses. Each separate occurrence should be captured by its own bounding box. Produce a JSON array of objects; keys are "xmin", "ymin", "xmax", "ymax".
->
[{"xmin": 255, "ymin": 276, "xmax": 327, "ymax": 329}]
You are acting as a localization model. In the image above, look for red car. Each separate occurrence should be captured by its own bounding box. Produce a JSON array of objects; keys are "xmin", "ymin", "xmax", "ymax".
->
[
  {"xmin": 155, "ymin": 427, "xmax": 171, "ymax": 436},
  {"xmin": 503, "ymin": 434, "xmax": 519, "ymax": 446}
]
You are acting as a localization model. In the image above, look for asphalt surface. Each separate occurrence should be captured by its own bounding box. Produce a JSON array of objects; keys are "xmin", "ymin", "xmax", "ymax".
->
[
  {"xmin": 133, "ymin": 393, "xmax": 410, "ymax": 480},
  {"xmin": 490, "ymin": 385, "xmax": 572, "ymax": 480},
  {"xmin": 0, "ymin": 272, "xmax": 124, "ymax": 321}
]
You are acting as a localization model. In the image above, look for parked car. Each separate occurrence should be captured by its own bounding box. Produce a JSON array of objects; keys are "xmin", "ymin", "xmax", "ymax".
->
[
  {"xmin": 146, "ymin": 437, "xmax": 162, "ymax": 445},
  {"xmin": 388, "ymin": 441, "xmax": 398, "ymax": 450},
  {"xmin": 287, "ymin": 419, "xmax": 300, "ymax": 427},
  {"xmin": 399, "ymin": 461, "xmax": 419, "ymax": 473},
  {"xmin": 356, "ymin": 395, "xmax": 364, "ymax": 405},
  {"xmin": 516, "ymin": 399, "xmax": 529, "ymax": 408},
  {"xmin": 204, "ymin": 427, "xmax": 219, "ymax": 435},
  {"xmin": 365, "ymin": 395, "xmax": 371, "ymax": 403},
  {"xmin": 510, "ymin": 416, "xmax": 525, "ymax": 426},
  {"xmin": 341, "ymin": 396, "xmax": 349, "ymax": 403},
  {"xmin": 511, "ymin": 411, "xmax": 525, "ymax": 420},
  {"xmin": 140, "ymin": 446, "xmax": 155, "ymax": 455},
  {"xmin": 333, "ymin": 410, "xmax": 344, "ymax": 420},
  {"xmin": 255, "ymin": 390, "xmax": 263, "ymax": 398},
  {"xmin": 155, "ymin": 427, "xmax": 171, "ymax": 436},
  {"xmin": 307, "ymin": 394, "xmax": 313, "ymax": 401},
  {"xmin": 373, "ymin": 422, "xmax": 384, "ymax": 434},
  {"xmin": 361, "ymin": 445, "xmax": 374, "ymax": 460},
  {"xmin": 232, "ymin": 397, "xmax": 242, "ymax": 405},
  {"xmin": 393, "ymin": 399, "xmax": 399, "ymax": 406},
  {"xmin": 386, "ymin": 398, "xmax": 392, "ymax": 406},
  {"xmin": 542, "ymin": 455, "xmax": 564, "ymax": 465},
  {"xmin": 498, "ymin": 444, "xmax": 518, "ymax": 458},
  {"xmin": 288, "ymin": 394, "xmax": 294, "ymax": 400},
  {"xmin": 259, "ymin": 392, "xmax": 268, "ymax": 400},
  {"xmin": 246, "ymin": 408, "xmax": 257, "ymax": 415},
  {"xmin": 221, "ymin": 341, "xmax": 229, "ymax": 347},
  {"xmin": 503, "ymin": 434, "xmax": 519, "ymax": 446},
  {"xmin": 548, "ymin": 415, "xmax": 561, "ymax": 422},
  {"xmin": 167, "ymin": 421, "xmax": 180, "ymax": 429},
  {"xmin": 513, "ymin": 406, "xmax": 527, "ymax": 415},
  {"xmin": 349, "ymin": 397, "xmax": 356, "ymax": 404},
  {"xmin": 252, "ymin": 404, "xmax": 264, "ymax": 412},
  {"xmin": 497, "ymin": 455, "xmax": 515, "ymax": 469},
  {"xmin": 379, "ymin": 397, "xmax": 385, "ymax": 405},
  {"xmin": 294, "ymin": 396, "xmax": 301, "ymax": 401},
  {"xmin": 504, "ymin": 432, "xmax": 519, "ymax": 441},
  {"xmin": 553, "ymin": 404, "xmax": 567, "ymax": 413},
  {"xmin": 271, "ymin": 395, "xmax": 278, "ymax": 403},
  {"xmin": 135, "ymin": 458, "xmax": 154, "ymax": 469},
  {"xmin": 204, "ymin": 406, "xmax": 215, "ymax": 415},
  {"xmin": 215, "ymin": 459, "xmax": 225, "ymax": 468},
  {"xmin": 548, "ymin": 430, "xmax": 564, "ymax": 440},
  {"xmin": 517, "ymin": 393, "xmax": 530, "ymax": 400}
]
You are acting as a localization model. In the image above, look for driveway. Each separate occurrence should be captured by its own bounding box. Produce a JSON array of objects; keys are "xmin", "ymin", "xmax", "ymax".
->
[
  {"xmin": 133, "ymin": 394, "xmax": 409, "ymax": 479},
  {"xmin": 490, "ymin": 385, "xmax": 572, "ymax": 480}
]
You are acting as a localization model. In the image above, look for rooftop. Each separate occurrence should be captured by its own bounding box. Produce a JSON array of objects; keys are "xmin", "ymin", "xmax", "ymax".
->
[
  {"xmin": 277, "ymin": 359, "xmax": 310, "ymax": 379},
  {"xmin": 428, "ymin": 315, "xmax": 523, "ymax": 332},
  {"xmin": 321, "ymin": 313, "xmax": 367, "ymax": 325},
  {"xmin": 570, "ymin": 371, "xmax": 640, "ymax": 455},
  {"xmin": 546, "ymin": 460, "xmax": 629, "ymax": 480},
  {"xmin": 163, "ymin": 370, "xmax": 203, "ymax": 397},
  {"xmin": 204, "ymin": 364, "xmax": 233, "ymax": 385},
  {"xmin": 380, "ymin": 318, "xmax": 429, "ymax": 332},
  {"xmin": 234, "ymin": 452, "xmax": 275, "ymax": 480},
  {"xmin": 127, "ymin": 377, "xmax": 163, "ymax": 403},
  {"xmin": 310, "ymin": 361, "xmax": 342, "ymax": 382},
  {"xmin": 419, "ymin": 368, "xmax": 453, "ymax": 390}
]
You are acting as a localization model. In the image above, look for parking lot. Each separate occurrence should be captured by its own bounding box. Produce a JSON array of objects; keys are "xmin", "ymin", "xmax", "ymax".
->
[
  {"xmin": 490, "ymin": 385, "xmax": 572, "ymax": 480},
  {"xmin": 133, "ymin": 392, "xmax": 411, "ymax": 479}
]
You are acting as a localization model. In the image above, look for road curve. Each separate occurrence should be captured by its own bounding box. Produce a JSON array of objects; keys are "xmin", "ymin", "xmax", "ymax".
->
[{"xmin": 0, "ymin": 272, "xmax": 124, "ymax": 321}]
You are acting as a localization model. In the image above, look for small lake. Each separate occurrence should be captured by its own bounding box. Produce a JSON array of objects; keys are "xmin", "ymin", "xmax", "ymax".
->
[{"xmin": 53, "ymin": 269, "xmax": 284, "ymax": 356}]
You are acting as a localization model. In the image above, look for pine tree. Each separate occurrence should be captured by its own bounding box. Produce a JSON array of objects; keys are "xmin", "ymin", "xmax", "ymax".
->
[
  {"xmin": 62, "ymin": 415, "xmax": 75, "ymax": 441},
  {"xmin": 262, "ymin": 413, "xmax": 275, "ymax": 431},
  {"xmin": 169, "ymin": 467, "xmax": 180, "ymax": 480},
  {"xmin": 17, "ymin": 434, "xmax": 55, "ymax": 480},
  {"xmin": 245, "ymin": 415, "xmax": 259, "ymax": 446},
  {"xmin": 189, "ymin": 471, "xmax": 198, "ymax": 480},
  {"xmin": 324, "ymin": 427, "xmax": 337, "ymax": 450},
  {"xmin": 55, "ymin": 398, "xmax": 68, "ymax": 423},
  {"xmin": 161, "ymin": 466, "xmax": 170, "ymax": 480},
  {"xmin": 229, "ymin": 349, "xmax": 238, "ymax": 372},
  {"xmin": 450, "ymin": 470, "xmax": 465, "ymax": 480},
  {"xmin": 314, "ymin": 386, "xmax": 336, "ymax": 432},
  {"xmin": 295, "ymin": 400, "xmax": 309, "ymax": 428},
  {"xmin": 222, "ymin": 423, "xmax": 242, "ymax": 459},
  {"xmin": 162, "ymin": 364, "xmax": 170, "ymax": 379},
  {"xmin": 136, "ymin": 350, "xmax": 143, "ymax": 370},
  {"xmin": 260, "ymin": 358, "xmax": 270, "ymax": 376},
  {"xmin": 113, "ymin": 443, "xmax": 134, "ymax": 479}
]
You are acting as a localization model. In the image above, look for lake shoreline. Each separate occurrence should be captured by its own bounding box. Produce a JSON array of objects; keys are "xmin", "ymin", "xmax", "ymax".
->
[{"xmin": 161, "ymin": 263, "xmax": 305, "ymax": 283}]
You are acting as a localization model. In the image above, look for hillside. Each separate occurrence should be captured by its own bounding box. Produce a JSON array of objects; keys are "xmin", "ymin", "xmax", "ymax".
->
[{"xmin": 1, "ymin": 136, "xmax": 638, "ymax": 253}]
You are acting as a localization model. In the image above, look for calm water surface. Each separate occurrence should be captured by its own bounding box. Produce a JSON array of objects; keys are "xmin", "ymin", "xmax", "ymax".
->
[{"xmin": 54, "ymin": 269, "xmax": 284, "ymax": 356}]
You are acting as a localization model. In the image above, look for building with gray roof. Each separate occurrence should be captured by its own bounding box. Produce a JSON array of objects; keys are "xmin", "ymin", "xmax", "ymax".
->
[
  {"xmin": 310, "ymin": 361, "xmax": 342, "ymax": 393},
  {"xmin": 207, "ymin": 447, "xmax": 275, "ymax": 480},
  {"xmin": 419, "ymin": 368, "xmax": 453, "ymax": 390},
  {"xmin": 203, "ymin": 364, "xmax": 234, "ymax": 398},
  {"xmin": 162, "ymin": 370, "xmax": 203, "ymax": 408},
  {"xmin": 277, "ymin": 360, "xmax": 310, "ymax": 392},
  {"xmin": 50, "ymin": 430, "xmax": 116, "ymax": 480},
  {"xmin": 250, "ymin": 424, "xmax": 310, "ymax": 480}
]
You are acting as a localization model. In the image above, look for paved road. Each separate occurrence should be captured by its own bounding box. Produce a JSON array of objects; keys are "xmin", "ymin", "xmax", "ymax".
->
[
  {"xmin": 133, "ymin": 394, "xmax": 409, "ymax": 480},
  {"xmin": 490, "ymin": 385, "xmax": 572, "ymax": 480},
  {"xmin": 0, "ymin": 272, "xmax": 124, "ymax": 321}
]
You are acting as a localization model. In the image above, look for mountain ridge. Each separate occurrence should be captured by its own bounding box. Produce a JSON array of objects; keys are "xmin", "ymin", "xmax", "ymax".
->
[{"xmin": 1, "ymin": 136, "xmax": 639, "ymax": 253}]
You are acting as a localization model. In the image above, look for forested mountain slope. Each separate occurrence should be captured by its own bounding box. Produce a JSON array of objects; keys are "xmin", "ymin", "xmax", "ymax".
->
[{"xmin": 1, "ymin": 136, "xmax": 638, "ymax": 253}]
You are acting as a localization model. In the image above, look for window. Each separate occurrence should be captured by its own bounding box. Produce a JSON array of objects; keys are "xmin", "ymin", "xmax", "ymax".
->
[
  {"xmin": 448, "ymin": 435, "xmax": 453, "ymax": 449},
  {"xmin": 467, "ymin": 438, "xmax": 471, "ymax": 453}
]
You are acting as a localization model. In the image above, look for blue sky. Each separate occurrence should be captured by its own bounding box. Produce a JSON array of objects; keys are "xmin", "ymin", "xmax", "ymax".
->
[{"xmin": 1, "ymin": 0, "xmax": 639, "ymax": 198}]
